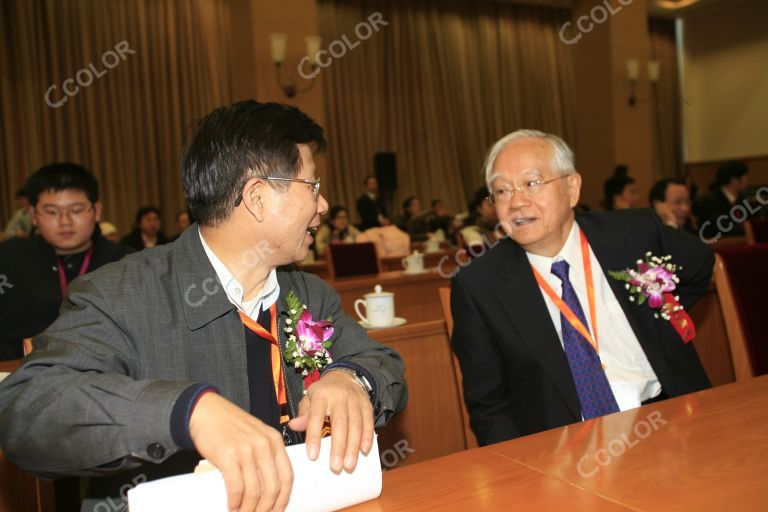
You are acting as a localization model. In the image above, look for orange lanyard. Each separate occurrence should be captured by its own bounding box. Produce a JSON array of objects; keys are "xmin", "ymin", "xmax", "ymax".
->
[
  {"xmin": 531, "ymin": 229, "xmax": 599, "ymax": 354},
  {"xmin": 239, "ymin": 304, "xmax": 289, "ymax": 422}
]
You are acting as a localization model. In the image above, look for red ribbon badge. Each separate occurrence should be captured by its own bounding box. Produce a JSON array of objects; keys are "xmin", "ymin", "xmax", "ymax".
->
[{"xmin": 663, "ymin": 292, "xmax": 695, "ymax": 343}]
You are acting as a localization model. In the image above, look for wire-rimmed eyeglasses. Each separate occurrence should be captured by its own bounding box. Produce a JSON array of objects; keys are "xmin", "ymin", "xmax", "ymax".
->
[{"xmin": 234, "ymin": 176, "xmax": 321, "ymax": 206}]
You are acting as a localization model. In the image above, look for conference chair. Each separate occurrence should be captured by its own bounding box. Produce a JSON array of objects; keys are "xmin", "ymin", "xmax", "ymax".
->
[
  {"xmin": 326, "ymin": 242, "xmax": 380, "ymax": 279},
  {"xmin": 713, "ymin": 245, "xmax": 768, "ymax": 380},
  {"xmin": 745, "ymin": 219, "xmax": 768, "ymax": 245},
  {"xmin": 439, "ymin": 287, "xmax": 478, "ymax": 449}
]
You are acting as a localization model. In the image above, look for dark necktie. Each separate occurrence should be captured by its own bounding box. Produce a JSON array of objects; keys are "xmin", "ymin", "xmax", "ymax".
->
[{"xmin": 551, "ymin": 259, "xmax": 620, "ymax": 419}]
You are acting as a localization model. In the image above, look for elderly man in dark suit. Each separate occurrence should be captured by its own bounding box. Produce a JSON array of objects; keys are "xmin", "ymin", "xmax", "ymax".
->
[
  {"xmin": 451, "ymin": 130, "xmax": 712, "ymax": 447},
  {"xmin": 0, "ymin": 102, "xmax": 407, "ymax": 512}
]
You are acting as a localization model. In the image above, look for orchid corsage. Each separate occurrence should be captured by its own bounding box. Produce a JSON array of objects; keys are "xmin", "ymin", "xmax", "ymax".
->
[
  {"xmin": 608, "ymin": 252, "xmax": 695, "ymax": 343},
  {"xmin": 283, "ymin": 290, "xmax": 334, "ymax": 391}
]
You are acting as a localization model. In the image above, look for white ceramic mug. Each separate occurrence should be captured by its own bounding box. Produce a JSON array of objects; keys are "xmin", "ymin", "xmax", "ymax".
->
[
  {"xmin": 354, "ymin": 285, "xmax": 395, "ymax": 327},
  {"xmin": 424, "ymin": 238, "xmax": 440, "ymax": 253},
  {"xmin": 402, "ymin": 251, "xmax": 425, "ymax": 273}
]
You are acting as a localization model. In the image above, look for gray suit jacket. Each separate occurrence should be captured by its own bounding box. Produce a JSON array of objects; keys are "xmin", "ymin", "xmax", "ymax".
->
[{"xmin": 0, "ymin": 226, "xmax": 407, "ymax": 507}]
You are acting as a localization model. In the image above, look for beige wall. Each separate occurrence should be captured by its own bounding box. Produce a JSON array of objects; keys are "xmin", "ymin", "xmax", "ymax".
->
[
  {"xmin": 682, "ymin": 0, "xmax": 768, "ymax": 162},
  {"xmin": 230, "ymin": 0, "xmax": 328, "ymax": 179},
  {"xmin": 572, "ymin": 0, "xmax": 655, "ymax": 209}
]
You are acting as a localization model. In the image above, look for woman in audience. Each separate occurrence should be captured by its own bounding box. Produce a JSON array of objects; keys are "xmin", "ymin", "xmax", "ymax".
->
[
  {"xmin": 120, "ymin": 205, "xmax": 168, "ymax": 250},
  {"xmin": 396, "ymin": 196, "xmax": 432, "ymax": 242},
  {"xmin": 460, "ymin": 187, "xmax": 499, "ymax": 247},
  {"xmin": 314, "ymin": 205, "xmax": 361, "ymax": 257},
  {"xmin": 602, "ymin": 164, "xmax": 639, "ymax": 210}
]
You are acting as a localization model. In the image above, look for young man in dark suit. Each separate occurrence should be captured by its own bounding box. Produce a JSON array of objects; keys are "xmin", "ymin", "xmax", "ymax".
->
[
  {"xmin": 0, "ymin": 163, "xmax": 131, "ymax": 361},
  {"xmin": 695, "ymin": 161, "xmax": 749, "ymax": 240},
  {"xmin": 451, "ymin": 130, "xmax": 713, "ymax": 447}
]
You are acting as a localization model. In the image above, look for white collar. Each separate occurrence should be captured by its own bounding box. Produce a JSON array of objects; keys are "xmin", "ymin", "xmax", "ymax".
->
[
  {"xmin": 198, "ymin": 228, "xmax": 280, "ymax": 319},
  {"xmin": 526, "ymin": 221, "xmax": 581, "ymax": 272},
  {"xmin": 721, "ymin": 187, "xmax": 737, "ymax": 205}
]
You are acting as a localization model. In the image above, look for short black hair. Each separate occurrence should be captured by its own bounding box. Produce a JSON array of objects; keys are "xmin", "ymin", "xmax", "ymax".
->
[
  {"xmin": 649, "ymin": 178, "xmax": 686, "ymax": 204},
  {"xmin": 431, "ymin": 199, "xmax": 442, "ymax": 209},
  {"xmin": 402, "ymin": 196, "xmax": 418, "ymax": 211},
  {"xmin": 135, "ymin": 206, "xmax": 161, "ymax": 225},
  {"xmin": 327, "ymin": 205, "xmax": 348, "ymax": 221},
  {"xmin": 363, "ymin": 175, "xmax": 377, "ymax": 186},
  {"xmin": 15, "ymin": 188, "xmax": 27, "ymax": 199},
  {"xmin": 603, "ymin": 165, "xmax": 634, "ymax": 210},
  {"xmin": 24, "ymin": 163, "xmax": 99, "ymax": 207},
  {"xmin": 181, "ymin": 101, "xmax": 326, "ymax": 226},
  {"xmin": 469, "ymin": 187, "xmax": 489, "ymax": 214},
  {"xmin": 715, "ymin": 161, "xmax": 748, "ymax": 187}
]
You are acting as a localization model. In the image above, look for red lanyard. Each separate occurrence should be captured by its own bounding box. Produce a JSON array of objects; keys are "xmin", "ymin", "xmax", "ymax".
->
[
  {"xmin": 57, "ymin": 247, "xmax": 93, "ymax": 296},
  {"xmin": 238, "ymin": 304, "xmax": 289, "ymax": 423},
  {"xmin": 531, "ymin": 229, "xmax": 599, "ymax": 354}
]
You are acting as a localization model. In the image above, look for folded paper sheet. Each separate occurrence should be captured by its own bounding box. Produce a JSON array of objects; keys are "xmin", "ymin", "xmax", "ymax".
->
[
  {"xmin": 128, "ymin": 434, "xmax": 382, "ymax": 512},
  {"xmin": 0, "ymin": 372, "xmax": 9, "ymax": 384}
]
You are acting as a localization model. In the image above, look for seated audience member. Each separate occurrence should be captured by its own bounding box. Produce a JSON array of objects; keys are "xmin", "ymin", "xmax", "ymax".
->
[
  {"xmin": 602, "ymin": 164, "xmax": 639, "ymax": 210},
  {"xmin": 0, "ymin": 163, "xmax": 131, "ymax": 361},
  {"xmin": 314, "ymin": 205, "xmax": 362, "ymax": 256},
  {"xmin": 394, "ymin": 196, "xmax": 420, "ymax": 231},
  {"xmin": 0, "ymin": 102, "xmax": 407, "ymax": 512},
  {"xmin": 395, "ymin": 196, "xmax": 431, "ymax": 242},
  {"xmin": 120, "ymin": 205, "xmax": 168, "ymax": 250},
  {"xmin": 170, "ymin": 209, "xmax": 192, "ymax": 241},
  {"xmin": 426, "ymin": 199, "xmax": 453, "ymax": 236},
  {"xmin": 649, "ymin": 178, "xmax": 696, "ymax": 234},
  {"xmin": 3, "ymin": 188, "xmax": 33, "ymax": 238},
  {"xmin": 356, "ymin": 175, "xmax": 390, "ymax": 230},
  {"xmin": 451, "ymin": 130, "xmax": 712, "ymax": 446},
  {"xmin": 460, "ymin": 187, "xmax": 500, "ymax": 247},
  {"xmin": 695, "ymin": 161, "xmax": 749, "ymax": 240},
  {"xmin": 99, "ymin": 221, "xmax": 120, "ymax": 242}
]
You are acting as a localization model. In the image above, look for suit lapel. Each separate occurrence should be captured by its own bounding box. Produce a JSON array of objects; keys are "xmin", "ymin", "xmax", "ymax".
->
[
  {"xmin": 576, "ymin": 216, "xmax": 669, "ymax": 380},
  {"xmin": 492, "ymin": 240, "xmax": 581, "ymax": 419}
]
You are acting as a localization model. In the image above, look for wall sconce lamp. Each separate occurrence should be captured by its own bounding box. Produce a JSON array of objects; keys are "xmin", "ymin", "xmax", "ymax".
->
[
  {"xmin": 270, "ymin": 33, "xmax": 321, "ymax": 98},
  {"xmin": 627, "ymin": 59, "xmax": 660, "ymax": 106}
]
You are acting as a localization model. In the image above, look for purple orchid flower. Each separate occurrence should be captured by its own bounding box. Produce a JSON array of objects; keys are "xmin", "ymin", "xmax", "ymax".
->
[
  {"xmin": 629, "ymin": 265, "xmax": 677, "ymax": 308},
  {"xmin": 296, "ymin": 310, "xmax": 334, "ymax": 356}
]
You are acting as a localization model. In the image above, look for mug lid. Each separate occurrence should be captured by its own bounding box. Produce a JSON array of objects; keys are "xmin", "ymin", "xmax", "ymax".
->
[{"xmin": 365, "ymin": 284, "xmax": 393, "ymax": 297}]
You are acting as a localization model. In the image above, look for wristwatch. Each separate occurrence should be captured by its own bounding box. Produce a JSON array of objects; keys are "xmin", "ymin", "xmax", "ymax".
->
[
  {"xmin": 327, "ymin": 366, "xmax": 376, "ymax": 406},
  {"xmin": 327, "ymin": 365, "xmax": 379, "ymax": 415}
]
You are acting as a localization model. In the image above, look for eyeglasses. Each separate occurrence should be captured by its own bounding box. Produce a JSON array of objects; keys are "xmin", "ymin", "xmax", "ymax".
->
[
  {"xmin": 488, "ymin": 174, "xmax": 572, "ymax": 206},
  {"xmin": 35, "ymin": 204, "xmax": 94, "ymax": 221},
  {"xmin": 234, "ymin": 176, "xmax": 321, "ymax": 206}
]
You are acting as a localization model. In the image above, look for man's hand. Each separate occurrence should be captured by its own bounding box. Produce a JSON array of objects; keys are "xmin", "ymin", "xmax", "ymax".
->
[
  {"xmin": 654, "ymin": 202, "xmax": 679, "ymax": 229},
  {"xmin": 189, "ymin": 393, "xmax": 293, "ymax": 512},
  {"xmin": 288, "ymin": 371, "xmax": 374, "ymax": 473}
]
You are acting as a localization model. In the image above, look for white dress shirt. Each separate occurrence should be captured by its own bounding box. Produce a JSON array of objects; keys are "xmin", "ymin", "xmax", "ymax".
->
[
  {"xmin": 199, "ymin": 229, "xmax": 280, "ymax": 322},
  {"xmin": 526, "ymin": 222, "xmax": 662, "ymax": 411}
]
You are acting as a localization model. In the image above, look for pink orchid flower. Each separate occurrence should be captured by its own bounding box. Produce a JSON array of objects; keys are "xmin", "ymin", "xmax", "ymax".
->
[
  {"xmin": 296, "ymin": 310, "xmax": 334, "ymax": 356},
  {"xmin": 629, "ymin": 265, "xmax": 676, "ymax": 309}
]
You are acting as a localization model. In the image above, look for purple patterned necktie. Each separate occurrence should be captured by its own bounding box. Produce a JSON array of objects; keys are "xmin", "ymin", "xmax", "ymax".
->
[{"xmin": 551, "ymin": 259, "xmax": 619, "ymax": 419}]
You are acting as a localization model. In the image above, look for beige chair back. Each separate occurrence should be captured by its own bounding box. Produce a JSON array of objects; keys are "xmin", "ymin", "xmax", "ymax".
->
[{"xmin": 439, "ymin": 287, "xmax": 478, "ymax": 449}]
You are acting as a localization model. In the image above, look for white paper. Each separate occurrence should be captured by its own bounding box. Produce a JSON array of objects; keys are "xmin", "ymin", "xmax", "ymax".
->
[
  {"xmin": 0, "ymin": 372, "xmax": 10, "ymax": 384},
  {"xmin": 128, "ymin": 434, "xmax": 382, "ymax": 512}
]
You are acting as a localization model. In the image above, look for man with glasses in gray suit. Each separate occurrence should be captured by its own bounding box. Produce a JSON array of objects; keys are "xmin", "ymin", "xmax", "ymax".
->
[{"xmin": 0, "ymin": 101, "xmax": 407, "ymax": 512}]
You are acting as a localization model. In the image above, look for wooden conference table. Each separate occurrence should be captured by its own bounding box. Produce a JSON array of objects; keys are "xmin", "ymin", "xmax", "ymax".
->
[{"xmin": 344, "ymin": 375, "xmax": 768, "ymax": 511}]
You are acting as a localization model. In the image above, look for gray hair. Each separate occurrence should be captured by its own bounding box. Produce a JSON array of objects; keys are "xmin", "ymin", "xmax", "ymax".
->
[{"xmin": 483, "ymin": 129, "xmax": 575, "ymax": 189}]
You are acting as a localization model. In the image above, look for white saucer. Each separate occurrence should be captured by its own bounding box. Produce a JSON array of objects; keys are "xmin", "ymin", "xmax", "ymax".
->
[
  {"xmin": 358, "ymin": 317, "xmax": 407, "ymax": 329},
  {"xmin": 402, "ymin": 269, "xmax": 430, "ymax": 275}
]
